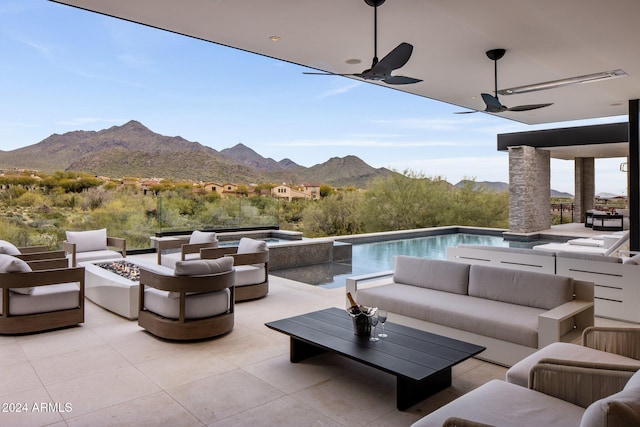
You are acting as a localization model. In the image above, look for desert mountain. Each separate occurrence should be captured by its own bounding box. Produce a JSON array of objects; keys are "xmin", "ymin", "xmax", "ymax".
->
[
  {"xmin": 0, "ymin": 120, "xmax": 393, "ymax": 187},
  {"xmin": 455, "ymin": 180, "xmax": 573, "ymax": 198}
]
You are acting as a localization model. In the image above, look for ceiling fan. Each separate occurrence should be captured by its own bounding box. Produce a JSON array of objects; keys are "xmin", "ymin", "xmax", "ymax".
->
[
  {"xmin": 304, "ymin": 0, "xmax": 422, "ymax": 85},
  {"xmin": 456, "ymin": 49, "xmax": 553, "ymax": 114}
]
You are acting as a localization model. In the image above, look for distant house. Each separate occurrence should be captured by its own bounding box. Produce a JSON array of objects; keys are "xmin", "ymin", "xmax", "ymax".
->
[
  {"xmin": 222, "ymin": 183, "xmax": 239, "ymax": 197},
  {"xmin": 271, "ymin": 184, "xmax": 319, "ymax": 201},
  {"xmin": 202, "ymin": 182, "xmax": 224, "ymax": 195}
]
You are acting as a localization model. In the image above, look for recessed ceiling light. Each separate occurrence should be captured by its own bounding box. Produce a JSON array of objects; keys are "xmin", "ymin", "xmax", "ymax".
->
[
  {"xmin": 499, "ymin": 69, "xmax": 627, "ymax": 95},
  {"xmin": 471, "ymin": 96, "xmax": 477, "ymax": 100},
  {"xmin": 346, "ymin": 59, "xmax": 361, "ymax": 65},
  {"xmin": 269, "ymin": 36, "xmax": 280, "ymax": 42}
]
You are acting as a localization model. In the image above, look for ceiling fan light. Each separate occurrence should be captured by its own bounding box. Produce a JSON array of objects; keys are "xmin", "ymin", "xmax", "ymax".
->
[{"xmin": 499, "ymin": 69, "xmax": 627, "ymax": 95}]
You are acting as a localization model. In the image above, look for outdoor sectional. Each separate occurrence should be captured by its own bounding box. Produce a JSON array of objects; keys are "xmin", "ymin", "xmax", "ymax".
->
[{"xmin": 347, "ymin": 256, "xmax": 594, "ymax": 367}]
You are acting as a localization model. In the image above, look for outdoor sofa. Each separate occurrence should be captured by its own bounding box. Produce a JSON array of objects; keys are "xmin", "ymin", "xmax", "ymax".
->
[{"xmin": 347, "ymin": 256, "xmax": 594, "ymax": 366}]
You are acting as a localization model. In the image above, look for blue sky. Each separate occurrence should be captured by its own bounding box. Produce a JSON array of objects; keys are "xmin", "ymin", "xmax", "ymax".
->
[{"xmin": 0, "ymin": 0, "xmax": 629, "ymax": 195}]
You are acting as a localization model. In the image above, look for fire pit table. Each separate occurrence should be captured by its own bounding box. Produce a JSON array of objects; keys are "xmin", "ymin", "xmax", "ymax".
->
[{"xmin": 81, "ymin": 258, "xmax": 167, "ymax": 319}]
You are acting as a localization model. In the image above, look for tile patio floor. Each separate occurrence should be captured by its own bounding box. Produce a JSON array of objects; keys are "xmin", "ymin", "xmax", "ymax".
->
[{"xmin": 1, "ymin": 245, "xmax": 632, "ymax": 427}]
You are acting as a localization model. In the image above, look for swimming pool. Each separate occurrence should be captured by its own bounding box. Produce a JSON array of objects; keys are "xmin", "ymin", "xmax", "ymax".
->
[{"xmin": 270, "ymin": 233, "xmax": 549, "ymax": 289}]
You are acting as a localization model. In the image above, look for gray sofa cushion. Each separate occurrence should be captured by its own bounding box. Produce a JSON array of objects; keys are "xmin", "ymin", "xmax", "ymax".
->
[
  {"xmin": 393, "ymin": 256, "xmax": 470, "ymax": 295},
  {"xmin": 581, "ymin": 370, "xmax": 640, "ymax": 427},
  {"xmin": 357, "ymin": 283, "xmax": 542, "ymax": 347},
  {"xmin": 410, "ymin": 379, "xmax": 584, "ymax": 427},
  {"xmin": 468, "ymin": 265, "xmax": 573, "ymax": 310}
]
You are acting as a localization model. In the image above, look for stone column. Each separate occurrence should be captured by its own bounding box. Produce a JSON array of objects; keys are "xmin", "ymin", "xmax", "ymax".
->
[
  {"xmin": 574, "ymin": 157, "xmax": 595, "ymax": 224},
  {"xmin": 508, "ymin": 146, "xmax": 551, "ymax": 233}
]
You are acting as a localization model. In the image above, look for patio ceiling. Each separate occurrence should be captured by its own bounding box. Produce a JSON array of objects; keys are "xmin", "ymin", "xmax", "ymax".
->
[{"xmin": 51, "ymin": 0, "xmax": 640, "ymax": 126}]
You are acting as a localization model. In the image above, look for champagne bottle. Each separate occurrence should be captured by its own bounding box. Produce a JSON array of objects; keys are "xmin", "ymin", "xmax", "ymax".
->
[{"xmin": 346, "ymin": 292, "xmax": 362, "ymax": 314}]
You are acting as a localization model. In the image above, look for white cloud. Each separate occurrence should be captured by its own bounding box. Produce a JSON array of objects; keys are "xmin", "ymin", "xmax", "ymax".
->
[
  {"xmin": 316, "ymin": 81, "xmax": 362, "ymax": 99},
  {"xmin": 271, "ymin": 138, "xmax": 479, "ymax": 148}
]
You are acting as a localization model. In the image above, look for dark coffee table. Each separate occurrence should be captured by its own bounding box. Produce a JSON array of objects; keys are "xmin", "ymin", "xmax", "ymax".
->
[{"xmin": 265, "ymin": 307, "xmax": 485, "ymax": 410}]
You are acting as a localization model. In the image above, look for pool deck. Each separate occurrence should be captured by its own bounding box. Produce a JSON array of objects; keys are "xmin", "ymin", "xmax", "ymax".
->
[{"xmin": 1, "ymin": 225, "xmax": 632, "ymax": 426}]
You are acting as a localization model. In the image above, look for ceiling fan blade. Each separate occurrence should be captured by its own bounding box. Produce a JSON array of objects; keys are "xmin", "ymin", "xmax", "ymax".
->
[
  {"xmin": 303, "ymin": 72, "xmax": 361, "ymax": 77},
  {"xmin": 507, "ymin": 103, "xmax": 554, "ymax": 112},
  {"xmin": 481, "ymin": 93, "xmax": 506, "ymax": 112},
  {"xmin": 383, "ymin": 75, "xmax": 422, "ymax": 85},
  {"xmin": 372, "ymin": 42, "xmax": 414, "ymax": 73},
  {"xmin": 454, "ymin": 110, "xmax": 479, "ymax": 114}
]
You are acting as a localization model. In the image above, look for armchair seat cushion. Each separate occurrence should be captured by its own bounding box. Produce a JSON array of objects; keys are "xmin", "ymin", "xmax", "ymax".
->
[
  {"xmin": 73, "ymin": 250, "xmax": 123, "ymax": 264},
  {"xmin": 235, "ymin": 265, "xmax": 266, "ymax": 287},
  {"xmin": 143, "ymin": 288, "xmax": 230, "ymax": 320},
  {"xmin": 411, "ymin": 379, "xmax": 584, "ymax": 427},
  {"xmin": 507, "ymin": 342, "xmax": 640, "ymax": 387},
  {"xmin": 0, "ymin": 283, "xmax": 81, "ymax": 316}
]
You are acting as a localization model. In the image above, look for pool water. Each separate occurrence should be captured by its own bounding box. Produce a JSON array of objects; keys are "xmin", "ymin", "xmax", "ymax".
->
[{"xmin": 270, "ymin": 233, "xmax": 546, "ymax": 289}]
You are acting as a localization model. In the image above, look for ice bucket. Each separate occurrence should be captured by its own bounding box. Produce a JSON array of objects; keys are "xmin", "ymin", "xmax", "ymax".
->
[{"xmin": 347, "ymin": 307, "xmax": 377, "ymax": 337}]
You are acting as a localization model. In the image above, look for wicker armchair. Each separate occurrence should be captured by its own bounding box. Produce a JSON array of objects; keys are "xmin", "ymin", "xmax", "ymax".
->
[
  {"xmin": 506, "ymin": 326, "xmax": 640, "ymax": 387},
  {"xmin": 138, "ymin": 257, "xmax": 235, "ymax": 340},
  {"xmin": 413, "ymin": 359, "xmax": 640, "ymax": 427}
]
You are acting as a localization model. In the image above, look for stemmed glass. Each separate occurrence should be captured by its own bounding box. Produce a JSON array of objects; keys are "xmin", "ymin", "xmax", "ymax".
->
[
  {"xmin": 378, "ymin": 309, "xmax": 388, "ymax": 338},
  {"xmin": 369, "ymin": 312, "xmax": 380, "ymax": 342}
]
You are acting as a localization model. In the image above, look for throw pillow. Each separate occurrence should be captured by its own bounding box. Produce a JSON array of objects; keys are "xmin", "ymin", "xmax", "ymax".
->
[
  {"xmin": 0, "ymin": 254, "xmax": 34, "ymax": 294},
  {"xmin": 189, "ymin": 230, "xmax": 218, "ymax": 244},
  {"xmin": 170, "ymin": 257, "xmax": 234, "ymax": 298},
  {"xmin": 237, "ymin": 237, "xmax": 268, "ymax": 254},
  {"xmin": 0, "ymin": 240, "xmax": 21, "ymax": 255},
  {"xmin": 580, "ymin": 370, "xmax": 640, "ymax": 426},
  {"xmin": 66, "ymin": 229, "xmax": 108, "ymax": 252}
]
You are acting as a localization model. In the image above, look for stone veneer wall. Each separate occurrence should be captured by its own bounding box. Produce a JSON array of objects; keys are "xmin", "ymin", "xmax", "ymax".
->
[
  {"xmin": 508, "ymin": 146, "xmax": 551, "ymax": 233},
  {"xmin": 574, "ymin": 157, "xmax": 595, "ymax": 224}
]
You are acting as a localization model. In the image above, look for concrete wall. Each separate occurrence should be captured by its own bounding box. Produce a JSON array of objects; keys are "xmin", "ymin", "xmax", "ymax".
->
[{"xmin": 508, "ymin": 146, "xmax": 551, "ymax": 233}]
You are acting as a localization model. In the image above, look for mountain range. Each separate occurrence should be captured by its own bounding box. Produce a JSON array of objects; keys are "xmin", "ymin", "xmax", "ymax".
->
[
  {"xmin": 0, "ymin": 120, "xmax": 573, "ymax": 195},
  {"xmin": 0, "ymin": 120, "xmax": 396, "ymax": 188}
]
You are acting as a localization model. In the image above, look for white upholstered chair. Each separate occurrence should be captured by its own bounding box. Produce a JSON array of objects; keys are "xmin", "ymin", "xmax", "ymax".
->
[
  {"xmin": 138, "ymin": 257, "xmax": 235, "ymax": 340},
  {"xmin": 63, "ymin": 228, "xmax": 126, "ymax": 267},
  {"xmin": 200, "ymin": 237, "xmax": 269, "ymax": 301},
  {"xmin": 0, "ymin": 254, "xmax": 84, "ymax": 334}
]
